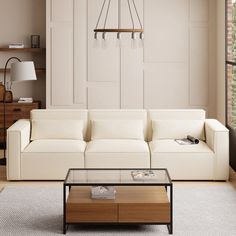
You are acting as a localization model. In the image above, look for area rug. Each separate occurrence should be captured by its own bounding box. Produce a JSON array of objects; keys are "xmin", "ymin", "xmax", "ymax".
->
[{"xmin": 0, "ymin": 184, "xmax": 236, "ymax": 236}]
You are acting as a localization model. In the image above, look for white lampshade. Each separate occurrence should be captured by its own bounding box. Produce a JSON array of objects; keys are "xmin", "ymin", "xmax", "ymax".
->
[{"xmin": 11, "ymin": 61, "xmax": 37, "ymax": 82}]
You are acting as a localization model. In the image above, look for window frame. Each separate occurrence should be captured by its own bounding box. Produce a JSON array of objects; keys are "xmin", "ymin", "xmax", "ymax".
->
[
  {"xmin": 225, "ymin": 0, "xmax": 236, "ymax": 129},
  {"xmin": 225, "ymin": 0, "xmax": 236, "ymax": 171}
]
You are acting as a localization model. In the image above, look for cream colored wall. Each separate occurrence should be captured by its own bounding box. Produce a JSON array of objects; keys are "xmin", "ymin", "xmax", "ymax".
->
[
  {"xmin": 216, "ymin": 0, "xmax": 226, "ymax": 124},
  {"xmin": 0, "ymin": 0, "xmax": 46, "ymax": 108},
  {"xmin": 47, "ymin": 0, "xmax": 218, "ymax": 117},
  {"xmin": 144, "ymin": 0, "xmax": 216, "ymax": 117},
  {"xmin": 0, "ymin": 0, "xmax": 223, "ymax": 116}
]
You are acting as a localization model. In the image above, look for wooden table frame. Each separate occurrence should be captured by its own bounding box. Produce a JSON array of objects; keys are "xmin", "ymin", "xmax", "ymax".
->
[{"xmin": 63, "ymin": 168, "xmax": 173, "ymax": 234}]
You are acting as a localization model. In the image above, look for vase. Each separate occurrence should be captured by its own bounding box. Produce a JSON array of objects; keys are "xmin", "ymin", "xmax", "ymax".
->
[
  {"xmin": 4, "ymin": 90, "xmax": 13, "ymax": 103},
  {"xmin": 0, "ymin": 82, "xmax": 5, "ymax": 102}
]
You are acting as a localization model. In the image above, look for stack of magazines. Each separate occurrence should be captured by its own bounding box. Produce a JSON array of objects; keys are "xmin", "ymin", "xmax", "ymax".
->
[
  {"xmin": 175, "ymin": 135, "xmax": 199, "ymax": 145},
  {"xmin": 18, "ymin": 97, "xmax": 33, "ymax": 103},
  {"xmin": 131, "ymin": 170, "xmax": 156, "ymax": 180},
  {"xmin": 91, "ymin": 186, "xmax": 116, "ymax": 199},
  {"xmin": 9, "ymin": 43, "xmax": 24, "ymax": 48}
]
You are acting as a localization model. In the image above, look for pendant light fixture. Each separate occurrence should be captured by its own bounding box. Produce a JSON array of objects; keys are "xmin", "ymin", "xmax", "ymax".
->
[{"xmin": 94, "ymin": 0, "xmax": 144, "ymax": 41}]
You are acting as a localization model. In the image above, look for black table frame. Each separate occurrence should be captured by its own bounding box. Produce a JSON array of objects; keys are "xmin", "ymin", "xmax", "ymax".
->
[{"xmin": 63, "ymin": 168, "xmax": 173, "ymax": 234}]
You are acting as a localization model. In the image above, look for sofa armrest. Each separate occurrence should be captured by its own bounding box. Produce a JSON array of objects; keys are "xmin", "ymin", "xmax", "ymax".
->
[
  {"xmin": 7, "ymin": 119, "xmax": 31, "ymax": 180},
  {"xmin": 205, "ymin": 119, "xmax": 229, "ymax": 180}
]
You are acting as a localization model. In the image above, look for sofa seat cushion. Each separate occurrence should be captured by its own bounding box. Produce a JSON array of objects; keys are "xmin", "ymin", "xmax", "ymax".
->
[
  {"xmin": 85, "ymin": 139, "xmax": 150, "ymax": 168},
  {"xmin": 23, "ymin": 139, "xmax": 86, "ymax": 153},
  {"xmin": 21, "ymin": 140, "xmax": 86, "ymax": 180},
  {"xmin": 149, "ymin": 140, "xmax": 214, "ymax": 180}
]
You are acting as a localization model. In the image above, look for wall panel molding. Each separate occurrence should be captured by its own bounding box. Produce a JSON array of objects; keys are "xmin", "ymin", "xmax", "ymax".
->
[
  {"xmin": 47, "ymin": 0, "xmax": 216, "ymax": 116},
  {"xmin": 74, "ymin": 0, "xmax": 87, "ymax": 106},
  {"xmin": 189, "ymin": 27, "xmax": 209, "ymax": 106}
]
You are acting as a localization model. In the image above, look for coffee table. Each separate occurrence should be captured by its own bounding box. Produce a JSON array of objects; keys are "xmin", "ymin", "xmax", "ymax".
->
[{"xmin": 63, "ymin": 168, "xmax": 173, "ymax": 234}]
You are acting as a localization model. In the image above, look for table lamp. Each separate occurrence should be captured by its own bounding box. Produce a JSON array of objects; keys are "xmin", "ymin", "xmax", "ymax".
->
[
  {"xmin": 11, "ymin": 61, "xmax": 37, "ymax": 82},
  {"xmin": 0, "ymin": 58, "xmax": 37, "ymax": 165}
]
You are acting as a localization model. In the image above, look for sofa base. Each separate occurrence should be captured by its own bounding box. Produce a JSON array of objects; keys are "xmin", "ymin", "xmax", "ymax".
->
[{"xmin": 21, "ymin": 153, "xmax": 84, "ymax": 180}]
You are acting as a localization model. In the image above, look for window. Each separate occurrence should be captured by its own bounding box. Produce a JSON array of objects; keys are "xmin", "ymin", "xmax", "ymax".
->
[
  {"xmin": 226, "ymin": 0, "xmax": 236, "ymax": 171},
  {"xmin": 226, "ymin": 0, "xmax": 236, "ymax": 128}
]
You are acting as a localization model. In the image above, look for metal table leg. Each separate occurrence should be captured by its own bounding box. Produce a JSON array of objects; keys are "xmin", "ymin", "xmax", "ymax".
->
[
  {"xmin": 63, "ymin": 184, "xmax": 66, "ymax": 234},
  {"xmin": 167, "ymin": 184, "xmax": 173, "ymax": 234}
]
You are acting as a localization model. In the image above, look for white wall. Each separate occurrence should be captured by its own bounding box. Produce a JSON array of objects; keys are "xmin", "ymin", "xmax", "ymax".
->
[
  {"xmin": 0, "ymin": 0, "xmax": 46, "ymax": 107},
  {"xmin": 47, "ymin": 0, "xmax": 217, "ymax": 117},
  {"xmin": 144, "ymin": 0, "xmax": 216, "ymax": 117}
]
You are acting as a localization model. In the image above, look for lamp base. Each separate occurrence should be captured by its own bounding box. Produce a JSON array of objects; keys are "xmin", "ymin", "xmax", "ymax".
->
[
  {"xmin": 4, "ymin": 90, "xmax": 13, "ymax": 103},
  {"xmin": 0, "ymin": 158, "xmax": 6, "ymax": 166}
]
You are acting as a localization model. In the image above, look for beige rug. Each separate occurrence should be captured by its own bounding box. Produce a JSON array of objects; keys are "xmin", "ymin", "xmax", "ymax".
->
[{"xmin": 0, "ymin": 184, "xmax": 236, "ymax": 235}]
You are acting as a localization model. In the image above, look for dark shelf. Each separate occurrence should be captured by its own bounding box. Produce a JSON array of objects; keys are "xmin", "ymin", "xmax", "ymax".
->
[{"xmin": 0, "ymin": 47, "xmax": 45, "ymax": 52}]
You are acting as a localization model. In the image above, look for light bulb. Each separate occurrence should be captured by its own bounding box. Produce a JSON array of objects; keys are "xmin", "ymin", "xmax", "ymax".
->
[
  {"xmin": 138, "ymin": 39, "xmax": 144, "ymax": 48},
  {"xmin": 93, "ymin": 32, "xmax": 100, "ymax": 48},
  {"xmin": 139, "ymin": 32, "xmax": 144, "ymax": 40},
  {"xmin": 102, "ymin": 32, "xmax": 107, "ymax": 40},
  {"xmin": 131, "ymin": 32, "xmax": 137, "ymax": 49},
  {"xmin": 102, "ymin": 35, "xmax": 108, "ymax": 49},
  {"xmin": 93, "ymin": 38, "xmax": 100, "ymax": 48},
  {"xmin": 138, "ymin": 33, "xmax": 144, "ymax": 48},
  {"xmin": 116, "ymin": 32, "xmax": 122, "ymax": 48},
  {"xmin": 117, "ymin": 32, "xmax": 121, "ymax": 40},
  {"xmin": 131, "ymin": 32, "xmax": 136, "ymax": 40},
  {"xmin": 101, "ymin": 32, "xmax": 108, "ymax": 49}
]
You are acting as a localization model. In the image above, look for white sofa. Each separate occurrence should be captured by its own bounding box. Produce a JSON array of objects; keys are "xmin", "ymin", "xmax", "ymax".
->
[{"xmin": 7, "ymin": 109, "xmax": 229, "ymax": 181}]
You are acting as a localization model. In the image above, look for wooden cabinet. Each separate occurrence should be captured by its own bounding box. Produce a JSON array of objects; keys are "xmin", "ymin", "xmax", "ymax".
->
[{"xmin": 0, "ymin": 102, "xmax": 40, "ymax": 146}]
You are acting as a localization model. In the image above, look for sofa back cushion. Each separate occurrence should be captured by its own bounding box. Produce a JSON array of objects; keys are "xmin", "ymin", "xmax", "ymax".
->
[
  {"xmin": 152, "ymin": 120, "xmax": 205, "ymax": 140},
  {"xmin": 91, "ymin": 120, "xmax": 144, "ymax": 140},
  {"xmin": 148, "ymin": 109, "xmax": 206, "ymax": 141},
  {"xmin": 31, "ymin": 120, "xmax": 84, "ymax": 140},
  {"xmin": 31, "ymin": 109, "xmax": 88, "ymax": 140},
  {"xmin": 89, "ymin": 110, "xmax": 148, "ymax": 140}
]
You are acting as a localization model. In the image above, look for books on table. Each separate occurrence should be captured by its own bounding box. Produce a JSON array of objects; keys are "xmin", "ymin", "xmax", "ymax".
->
[
  {"xmin": 18, "ymin": 97, "xmax": 33, "ymax": 103},
  {"xmin": 91, "ymin": 186, "xmax": 116, "ymax": 199},
  {"xmin": 175, "ymin": 138, "xmax": 193, "ymax": 145},
  {"xmin": 175, "ymin": 135, "xmax": 200, "ymax": 145},
  {"xmin": 131, "ymin": 170, "xmax": 157, "ymax": 181},
  {"xmin": 8, "ymin": 43, "xmax": 24, "ymax": 48}
]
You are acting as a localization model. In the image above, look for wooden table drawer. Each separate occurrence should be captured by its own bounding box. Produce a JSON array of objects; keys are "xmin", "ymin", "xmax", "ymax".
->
[
  {"xmin": 4, "ymin": 106, "xmax": 35, "ymax": 113},
  {"xmin": 0, "ymin": 102, "xmax": 39, "ymax": 113},
  {"xmin": 118, "ymin": 203, "xmax": 170, "ymax": 223},
  {"xmin": 66, "ymin": 203, "xmax": 118, "ymax": 223},
  {"xmin": 5, "ymin": 112, "xmax": 30, "ymax": 120}
]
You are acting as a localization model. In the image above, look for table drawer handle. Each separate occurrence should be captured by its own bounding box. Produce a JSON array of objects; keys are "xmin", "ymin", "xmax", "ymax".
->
[{"xmin": 13, "ymin": 108, "xmax": 22, "ymax": 112}]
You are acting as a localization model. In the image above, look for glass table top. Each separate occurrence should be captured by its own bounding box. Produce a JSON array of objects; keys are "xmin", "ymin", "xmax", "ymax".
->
[{"xmin": 64, "ymin": 169, "xmax": 171, "ymax": 185}]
